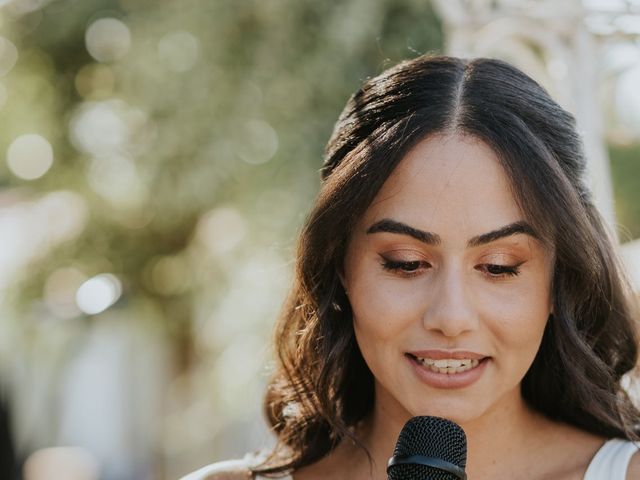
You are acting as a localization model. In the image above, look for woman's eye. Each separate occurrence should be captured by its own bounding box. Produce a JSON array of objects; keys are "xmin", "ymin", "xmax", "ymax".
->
[
  {"xmin": 380, "ymin": 258, "xmax": 430, "ymax": 277},
  {"xmin": 478, "ymin": 264, "xmax": 521, "ymax": 278}
]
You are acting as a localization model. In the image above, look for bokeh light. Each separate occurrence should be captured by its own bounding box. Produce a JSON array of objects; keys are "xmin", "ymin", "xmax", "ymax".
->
[
  {"xmin": 36, "ymin": 190, "xmax": 89, "ymax": 244},
  {"xmin": 0, "ymin": 36, "xmax": 18, "ymax": 76},
  {"xmin": 6, "ymin": 134, "xmax": 54, "ymax": 180},
  {"xmin": 3, "ymin": 0, "xmax": 53, "ymax": 15},
  {"xmin": 86, "ymin": 153, "xmax": 145, "ymax": 208},
  {"xmin": 157, "ymin": 31, "xmax": 200, "ymax": 73},
  {"xmin": 235, "ymin": 119, "xmax": 279, "ymax": 165},
  {"xmin": 75, "ymin": 274, "xmax": 122, "ymax": 315},
  {"xmin": 85, "ymin": 18, "xmax": 131, "ymax": 63},
  {"xmin": 194, "ymin": 207, "xmax": 247, "ymax": 255},
  {"xmin": 69, "ymin": 100, "xmax": 134, "ymax": 157}
]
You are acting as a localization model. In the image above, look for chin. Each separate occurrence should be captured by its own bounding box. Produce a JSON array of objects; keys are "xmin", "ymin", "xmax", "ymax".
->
[{"xmin": 408, "ymin": 398, "xmax": 486, "ymax": 427}]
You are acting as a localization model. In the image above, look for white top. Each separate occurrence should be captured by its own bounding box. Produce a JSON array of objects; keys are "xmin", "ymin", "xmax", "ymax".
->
[
  {"xmin": 182, "ymin": 438, "xmax": 638, "ymax": 480},
  {"xmin": 584, "ymin": 438, "xmax": 639, "ymax": 480}
]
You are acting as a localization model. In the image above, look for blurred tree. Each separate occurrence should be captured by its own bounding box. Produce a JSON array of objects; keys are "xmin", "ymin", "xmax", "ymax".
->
[
  {"xmin": 2, "ymin": 0, "xmax": 443, "ymax": 335},
  {"xmin": 0, "ymin": 0, "xmax": 444, "ymax": 477}
]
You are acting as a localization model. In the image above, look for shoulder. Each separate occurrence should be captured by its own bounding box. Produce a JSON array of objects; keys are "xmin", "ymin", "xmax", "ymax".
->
[
  {"xmin": 179, "ymin": 459, "xmax": 252, "ymax": 480},
  {"xmin": 627, "ymin": 448, "xmax": 640, "ymax": 480}
]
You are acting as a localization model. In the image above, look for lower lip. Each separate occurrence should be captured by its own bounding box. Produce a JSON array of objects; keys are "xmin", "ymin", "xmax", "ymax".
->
[{"xmin": 407, "ymin": 354, "xmax": 489, "ymax": 389}]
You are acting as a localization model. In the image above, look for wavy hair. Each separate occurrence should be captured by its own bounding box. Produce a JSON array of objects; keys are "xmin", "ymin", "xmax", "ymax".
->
[{"xmin": 253, "ymin": 55, "xmax": 640, "ymax": 475}]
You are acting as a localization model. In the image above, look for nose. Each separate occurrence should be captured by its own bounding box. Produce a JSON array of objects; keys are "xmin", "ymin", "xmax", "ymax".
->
[{"xmin": 422, "ymin": 262, "xmax": 478, "ymax": 338}]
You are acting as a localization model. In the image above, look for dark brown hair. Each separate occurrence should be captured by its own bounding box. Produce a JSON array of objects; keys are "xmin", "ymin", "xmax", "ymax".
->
[{"xmin": 254, "ymin": 55, "xmax": 640, "ymax": 475}]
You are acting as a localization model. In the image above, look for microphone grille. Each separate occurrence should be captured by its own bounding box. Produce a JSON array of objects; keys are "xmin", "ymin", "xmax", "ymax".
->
[{"xmin": 388, "ymin": 416, "xmax": 467, "ymax": 480}]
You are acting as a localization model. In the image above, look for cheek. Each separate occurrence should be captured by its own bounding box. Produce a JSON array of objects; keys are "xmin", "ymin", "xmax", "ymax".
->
[
  {"xmin": 350, "ymin": 284, "xmax": 403, "ymax": 343},
  {"xmin": 487, "ymin": 277, "xmax": 551, "ymax": 359},
  {"xmin": 348, "ymin": 282, "xmax": 415, "ymax": 378},
  {"xmin": 345, "ymin": 249, "xmax": 429, "ymax": 334},
  {"xmin": 348, "ymin": 271, "xmax": 423, "ymax": 343}
]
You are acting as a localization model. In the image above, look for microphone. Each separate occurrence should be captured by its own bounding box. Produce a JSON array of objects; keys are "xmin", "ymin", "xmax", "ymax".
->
[{"xmin": 387, "ymin": 416, "xmax": 467, "ymax": 480}]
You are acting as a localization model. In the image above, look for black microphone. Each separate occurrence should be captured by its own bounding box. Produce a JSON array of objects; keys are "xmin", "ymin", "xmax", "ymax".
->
[{"xmin": 387, "ymin": 416, "xmax": 467, "ymax": 480}]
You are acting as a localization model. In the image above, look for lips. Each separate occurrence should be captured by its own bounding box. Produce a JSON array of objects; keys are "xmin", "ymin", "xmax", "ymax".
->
[
  {"xmin": 405, "ymin": 350, "xmax": 490, "ymax": 388},
  {"xmin": 408, "ymin": 349, "xmax": 487, "ymax": 360}
]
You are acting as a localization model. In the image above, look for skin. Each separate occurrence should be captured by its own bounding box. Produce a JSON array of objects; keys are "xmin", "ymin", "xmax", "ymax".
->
[{"xmin": 343, "ymin": 132, "xmax": 554, "ymax": 428}]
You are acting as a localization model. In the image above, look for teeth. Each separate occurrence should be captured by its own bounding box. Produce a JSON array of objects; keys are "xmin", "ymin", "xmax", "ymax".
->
[{"xmin": 415, "ymin": 357, "xmax": 481, "ymax": 374}]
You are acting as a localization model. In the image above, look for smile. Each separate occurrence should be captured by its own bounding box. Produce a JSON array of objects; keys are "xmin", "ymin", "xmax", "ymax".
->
[
  {"xmin": 405, "ymin": 352, "xmax": 490, "ymax": 389},
  {"xmin": 413, "ymin": 356, "xmax": 480, "ymax": 374}
]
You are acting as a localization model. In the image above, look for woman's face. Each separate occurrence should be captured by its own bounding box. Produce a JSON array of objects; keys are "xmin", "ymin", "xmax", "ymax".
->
[{"xmin": 341, "ymin": 133, "xmax": 554, "ymax": 426}]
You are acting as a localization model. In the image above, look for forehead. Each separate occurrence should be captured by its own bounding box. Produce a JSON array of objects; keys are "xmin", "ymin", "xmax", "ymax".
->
[{"xmin": 361, "ymin": 133, "xmax": 524, "ymax": 241}]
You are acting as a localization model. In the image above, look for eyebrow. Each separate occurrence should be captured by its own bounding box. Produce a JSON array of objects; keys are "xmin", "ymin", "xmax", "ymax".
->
[{"xmin": 366, "ymin": 218, "xmax": 539, "ymax": 248}]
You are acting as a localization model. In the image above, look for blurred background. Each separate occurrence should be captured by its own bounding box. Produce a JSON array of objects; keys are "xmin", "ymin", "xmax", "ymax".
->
[{"xmin": 0, "ymin": 0, "xmax": 639, "ymax": 479}]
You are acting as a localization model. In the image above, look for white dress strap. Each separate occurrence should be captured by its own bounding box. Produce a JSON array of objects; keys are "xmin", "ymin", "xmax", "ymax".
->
[
  {"xmin": 247, "ymin": 451, "xmax": 292, "ymax": 480},
  {"xmin": 179, "ymin": 459, "xmax": 248, "ymax": 480},
  {"xmin": 179, "ymin": 457, "xmax": 293, "ymax": 480},
  {"xmin": 583, "ymin": 438, "xmax": 639, "ymax": 480}
]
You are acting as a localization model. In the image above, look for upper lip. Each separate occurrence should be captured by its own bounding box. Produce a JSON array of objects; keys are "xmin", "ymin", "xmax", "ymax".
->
[{"xmin": 408, "ymin": 350, "xmax": 488, "ymax": 360}]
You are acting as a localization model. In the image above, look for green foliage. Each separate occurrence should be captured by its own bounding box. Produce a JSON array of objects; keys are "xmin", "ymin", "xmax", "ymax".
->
[
  {"xmin": 0, "ymin": 0, "xmax": 443, "ymax": 336},
  {"xmin": 609, "ymin": 143, "xmax": 640, "ymax": 241}
]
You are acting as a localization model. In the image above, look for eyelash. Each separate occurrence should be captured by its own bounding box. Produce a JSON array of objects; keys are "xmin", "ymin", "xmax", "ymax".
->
[
  {"xmin": 381, "ymin": 260, "xmax": 426, "ymax": 277},
  {"xmin": 380, "ymin": 258, "xmax": 522, "ymax": 279}
]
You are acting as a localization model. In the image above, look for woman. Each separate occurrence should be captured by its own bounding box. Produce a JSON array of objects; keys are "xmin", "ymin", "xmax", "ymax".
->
[{"xmin": 184, "ymin": 55, "xmax": 640, "ymax": 479}]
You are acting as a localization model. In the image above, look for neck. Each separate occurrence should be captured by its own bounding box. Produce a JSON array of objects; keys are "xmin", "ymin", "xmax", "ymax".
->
[{"xmin": 346, "ymin": 387, "xmax": 548, "ymax": 479}]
